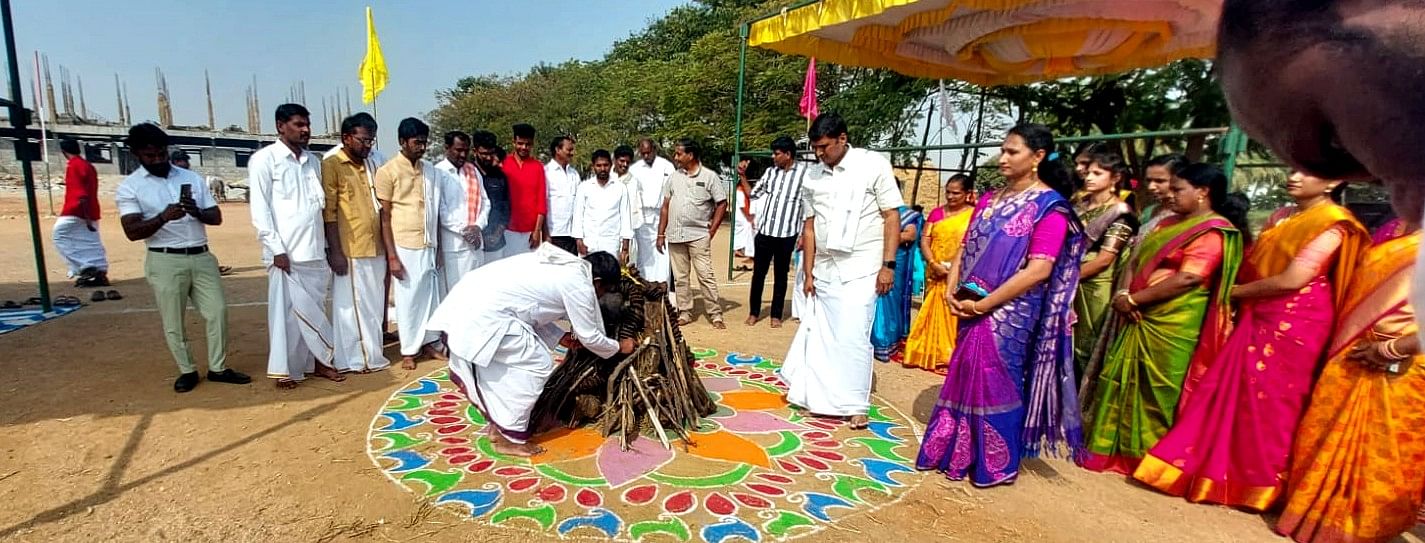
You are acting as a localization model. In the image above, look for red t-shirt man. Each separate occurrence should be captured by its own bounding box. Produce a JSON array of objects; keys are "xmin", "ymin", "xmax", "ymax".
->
[
  {"xmin": 61, "ymin": 153, "xmax": 101, "ymax": 220},
  {"xmin": 502, "ymin": 153, "xmax": 546, "ymax": 239}
]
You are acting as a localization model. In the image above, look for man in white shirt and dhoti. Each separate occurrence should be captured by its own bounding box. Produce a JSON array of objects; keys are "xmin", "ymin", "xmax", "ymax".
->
[
  {"xmin": 426, "ymin": 247, "xmax": 634, "ymax": 457},
  {"xmin": 434, "ymin": 130, "xmax": 489, "ymax": 295},
  {"xmin": 781, "ymin": 113, "xmax": 904, "ymax": 430},
  {"xmin": 378, "ymin": 118, "xmax": 446, "ymax": 371},
  {"xmin": 573, "ymin": 149, "xmax": 636, "ymax": 263},
  {"xmin": 250, "ymin": 103, "xmax": 343, "ymax": 389},
  {"xmin": 321, "ymin": 112, "xmax": 390, "ymax": 374},
  {"xmin": 629, "ymin": 138, "xmax": 675, "ymax": 283}
]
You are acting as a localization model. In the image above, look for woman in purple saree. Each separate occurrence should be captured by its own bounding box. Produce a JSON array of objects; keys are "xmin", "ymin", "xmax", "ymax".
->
[{"xmin": 916, "ymin": 124, "xmax": 1087, "ymax": 487}]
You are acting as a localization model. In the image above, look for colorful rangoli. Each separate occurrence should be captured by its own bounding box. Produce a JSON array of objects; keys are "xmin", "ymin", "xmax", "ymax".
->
[{"xmin": 367, "ymin": 349, "xmax": 924, "ymax": 542}]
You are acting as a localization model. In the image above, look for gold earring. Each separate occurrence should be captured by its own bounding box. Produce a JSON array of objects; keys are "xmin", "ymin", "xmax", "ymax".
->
[{"xmin": 1032, "ymin": 163, "xmax": 1039, "ymax": 174}]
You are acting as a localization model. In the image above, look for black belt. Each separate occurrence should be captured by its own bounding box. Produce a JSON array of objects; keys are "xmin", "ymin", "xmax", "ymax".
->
[{"xmin": 149, "ymin": 245, "xmax": 209, "ymax": 255}]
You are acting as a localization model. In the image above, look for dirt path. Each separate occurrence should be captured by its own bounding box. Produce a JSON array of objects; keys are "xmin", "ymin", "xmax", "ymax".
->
[{"xmin": 0, "ymin": 195, "xmax": 1413, "ymax": 543}]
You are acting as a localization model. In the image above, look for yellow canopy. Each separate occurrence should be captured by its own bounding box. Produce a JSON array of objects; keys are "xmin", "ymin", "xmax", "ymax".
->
[{"xmin": 748, "ymin": 0, "xmax": 1222, "ymax": 86}]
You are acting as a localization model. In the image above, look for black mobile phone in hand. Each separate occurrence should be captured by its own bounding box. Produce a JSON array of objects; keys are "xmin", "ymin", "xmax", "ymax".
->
[{"xmin": 179, "ymin": 183, "xmax": 193, "ymax": 202}]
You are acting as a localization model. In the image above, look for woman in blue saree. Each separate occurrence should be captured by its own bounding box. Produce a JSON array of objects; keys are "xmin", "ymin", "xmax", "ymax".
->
[
  {"xmin": 872, "ymin": 206, "xmax": 924, "ymax": 361},
  {"xmin": 916, "ymin": 124, "xmax": 1087, "ymax": 487}
]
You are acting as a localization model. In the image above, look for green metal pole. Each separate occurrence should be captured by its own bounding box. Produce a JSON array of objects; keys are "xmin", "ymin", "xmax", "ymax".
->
[
  {"xmin": 3, "ymin": 0, "xmax": 51, "ymax": 313},
  {"xmin": 1220, "ymin": 121, "xmax": 1247, "ymax": 189},
  {"xmin": 729, "ymin": 22, "xmax": 749, "ymax": 280}
]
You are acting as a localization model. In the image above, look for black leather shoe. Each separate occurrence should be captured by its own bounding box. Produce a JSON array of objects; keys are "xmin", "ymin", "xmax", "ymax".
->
[
  {"xmin": 174, "ymin": 372, "xmax": 200, "ymax": 393},
  {"xmin": 207, "ymin": 369, "xmax": 252, "ymax": 385}
]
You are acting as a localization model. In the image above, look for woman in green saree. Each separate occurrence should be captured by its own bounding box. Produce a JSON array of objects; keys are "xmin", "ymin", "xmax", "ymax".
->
[
  {"xmin": 1080, "ymin": 163, "xmax": 1248, "ymax": 474},
  {"xmin": 1072, "ymin": 152, "xmax": 1138, "ymax": 375}
]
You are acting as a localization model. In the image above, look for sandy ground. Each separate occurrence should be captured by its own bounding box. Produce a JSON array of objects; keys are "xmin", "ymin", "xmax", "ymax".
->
[{"xmin": 0, "ymin": 189, "xmax": 1419, "ymax": 543}]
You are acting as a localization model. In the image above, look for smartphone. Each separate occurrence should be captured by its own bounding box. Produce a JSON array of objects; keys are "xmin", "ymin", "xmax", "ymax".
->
[
  {"xmin": 179, "ymin": 184, "xmax": 193, "ymax": 201},
  {"xmin": 954, "ymin": 281, "xmax": 990, "ymax": 302}
]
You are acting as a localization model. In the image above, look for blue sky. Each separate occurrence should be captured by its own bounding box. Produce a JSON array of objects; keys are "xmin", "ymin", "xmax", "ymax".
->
[{"xmin": 11, "ymin": 0, "xmax": 687, "ymax": 147}]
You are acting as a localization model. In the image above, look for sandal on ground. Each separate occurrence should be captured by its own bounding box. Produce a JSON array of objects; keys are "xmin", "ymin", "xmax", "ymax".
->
[
  {"xmin": 275, "ymin": 378, "xmax": 300, "ymax": 390},
  {"xmin": 105, "ymin": 290, "xmax": 122, "ymax": 300},
  {"xmin": 55, "ymin": 295, "xmax": 82, "ymax": 306},
  {"xmin": 1, "ymin": 300, "xmax": 20, "ymax": 309},
  {"xmin": 218, "ymin": 266, "xmax": 234, "ymax": 276},
  {"xmin": 22, "ymin": 297, "xmax": 41, "ymax": 306},
  {"xmin": 91, "ymin": 290, "xmax": 107, "ymax": 302}
]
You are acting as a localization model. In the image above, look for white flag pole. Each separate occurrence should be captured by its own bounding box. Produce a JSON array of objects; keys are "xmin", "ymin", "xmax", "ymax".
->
[{"xmin": 32, "ymin": 50, "xmax": 52, "ymax": 215}]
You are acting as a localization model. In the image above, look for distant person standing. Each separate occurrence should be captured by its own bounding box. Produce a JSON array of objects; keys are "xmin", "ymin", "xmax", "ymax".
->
[
  {"xmin": 544, "ymin": 135, "xmax": 580, "ymax": 254},
  {"xmin": 472, "ymin": 130, "xmax": 511, "ymax": 261},
  {"xmin": 433, "ymin": 130, "xmax": 489, "ymax": 293},
  {"xmin": 658, "ymin": 138, "xmax": 727, "ymax": 328},
  {"xmin": 573, "ymin": 149, "xmax": 636, "ymax": 263},
  {"xmin": 745, "ymin": 136, "xmax": 808, "ymax": 328},
  {"xmin": 321, "ymin": 112, "xmax": 390, "ymax": 374},
  {"xmin": 377, "ymin": 118, "xmax": 447, "ymax": 370},
  {"xmin": 613, "ymin": 145, "xmax": 634, "ymax": 185},
  {"xmin": 629, "ymin": 138, "xmax": 675, "ymax": 283},
  {"xmin": 501, "ymin": 123, "xmax": 546, "ymax": 257},
  {"xmin": 250, "ymin": 103, "xmax": 343, "ymax": 389},
  {"xmin": 116, "ymin": 124, "xmax": 250, "ymax": 392},
  {"xmin": 53, "ymin": 138, "xmax": 109, "ymax": 287}
]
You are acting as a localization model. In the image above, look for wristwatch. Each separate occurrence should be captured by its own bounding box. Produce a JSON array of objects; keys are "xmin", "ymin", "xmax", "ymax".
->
[{"xmin": 883, "ymin": 260, "xmax": 897, "ymax": 270}]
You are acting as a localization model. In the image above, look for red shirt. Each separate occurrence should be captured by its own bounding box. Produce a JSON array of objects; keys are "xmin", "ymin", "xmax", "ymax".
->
[
  {"xmin": 61, "ymin": 156, "xmax": 100, "ymax": 220},
  {"xmin": 502, "ymin": 154, "xmax": 547, "ymax": 233}
]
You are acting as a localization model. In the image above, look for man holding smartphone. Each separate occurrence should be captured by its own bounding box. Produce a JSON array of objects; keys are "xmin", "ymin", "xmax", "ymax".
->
[{"xmin": 116, "ymin": 123, "xmax": 249, "ymax": 393}]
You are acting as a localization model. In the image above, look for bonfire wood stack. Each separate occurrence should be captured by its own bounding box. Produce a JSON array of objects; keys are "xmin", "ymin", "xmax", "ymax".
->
[{"xmin": 531, "ymin": 268, "xmax": 716, "ymax": 450}]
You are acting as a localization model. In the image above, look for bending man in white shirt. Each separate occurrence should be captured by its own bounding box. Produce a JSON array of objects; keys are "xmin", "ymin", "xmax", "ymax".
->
[
  {"xmin": 434, "ymin": 130, "xmax": 489, "ymax": 295},
  {"xmin": 781, "ymin": 113, "xmax": 904, "ymax": 430},
  {"xmin": 377, "ymin": 118, "xmax": 446, "ymax": 370},
  {"xmin": 426, "ymin": 247, "xmax": 634, "ymax": 457},
  {"xmin": 250, "ymin": 103, "xmax": 342, "ymax": 389},
  {"xmin": 573, "ymin": 149, "xmax": 636, "ymax": 263},
  {"xmin": 629, "ymin": 138, "xmax": 675, "ymax": 282}
]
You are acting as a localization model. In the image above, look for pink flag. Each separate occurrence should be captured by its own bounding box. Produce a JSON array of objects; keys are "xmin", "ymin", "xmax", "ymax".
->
[{"xmin": 798, "ymin": 57, "xmax": 818, "ymax": 121}]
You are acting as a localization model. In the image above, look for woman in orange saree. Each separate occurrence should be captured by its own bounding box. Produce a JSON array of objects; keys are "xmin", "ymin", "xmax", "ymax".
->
[
  {"xmin": 903, "ymin": 175, "xmax": 974, "ymax": 373},
  {"xmin": 1275, "ymin": 225, "xmax": 1425, "ymax": 543},
  {"xmin": 1134, "ymin": 173, "xmax": 1369, "ymax": 510}
]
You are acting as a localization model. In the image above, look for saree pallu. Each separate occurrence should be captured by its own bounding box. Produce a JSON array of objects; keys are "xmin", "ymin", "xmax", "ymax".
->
[
  {"xmin": 904, "ymin": 208, "xmax": 972, "ymax": 372},
  {"xmin": 1081, "ymin": 214, "xmax": 1242, "ymax": 474},
  {"xmin": 1072, "ymin": 201, "xmax": 1136, "ymax": 374},
  {"xmin": 917, "ymin": 189, "xmax": 1086, "ymax": 487},
  {"xmin": 1136, "ymin": 204, "xmax": 1368, "ymax": 510},
  {"xmin": 1277, "ymin": 233, "xmax": 1425, "ymax": 543},
  {"xmin": 872, "ymin": 207, "xmax": 923, "ymax": 361}
]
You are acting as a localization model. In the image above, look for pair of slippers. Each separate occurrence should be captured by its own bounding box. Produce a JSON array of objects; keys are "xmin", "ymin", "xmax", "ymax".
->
[
  {"xmin": 91, "ymin": 290, "xmax": 122, "ymax": 302},
  {"xmin": 1, "ymin": 295, "xmax": 85, "ymax": 309}
]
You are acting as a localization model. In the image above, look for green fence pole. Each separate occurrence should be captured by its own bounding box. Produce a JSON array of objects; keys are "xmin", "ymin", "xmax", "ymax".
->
[
  {"xmin": 1220, "ymin": 122, "xmax": 1247, "ymax": 188},
  {"xmin": 3, "ymin": 0, "xmax": 51, "ymax": 313},
  {"xmin": 729, "ymin": 22, "xmax": 749, "ymax": 280}
]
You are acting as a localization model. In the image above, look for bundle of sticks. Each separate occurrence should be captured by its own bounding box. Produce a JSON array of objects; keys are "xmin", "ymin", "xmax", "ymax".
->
[{"xmin": 531, "ymin": 268, "xmax": 716, "ymax": 450}]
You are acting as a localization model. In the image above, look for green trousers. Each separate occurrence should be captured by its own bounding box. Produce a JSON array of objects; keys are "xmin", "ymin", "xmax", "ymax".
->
[{"xmin": 143, "ymin": 251, "xmax": 228, "ymax": 374}]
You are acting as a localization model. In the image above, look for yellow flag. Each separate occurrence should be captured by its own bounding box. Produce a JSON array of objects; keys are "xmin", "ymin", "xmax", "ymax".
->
[{"xmin": 359, "ymin": 6, "xmax": 387, "ymax": 104}]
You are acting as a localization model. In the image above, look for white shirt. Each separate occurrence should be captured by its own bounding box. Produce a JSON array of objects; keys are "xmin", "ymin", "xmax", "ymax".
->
[
  {"xmin": 115, "ymin": 166, "xmax": 216, "ymax": 249},
  {"xmin": 544, "ymin": 160, "xmax": 581, "ymax": 237},
  {"xmin": 573, "ymin": 176, "xmax": 637, "ymax": 245},
  {"xmin": 434, "ymin": 159, "xmax": 491, "ymax": 253},
  {"xmin": 426, "ymin": 244, "xmax": 620, "ymax": 368},
  {"xmin": 249, "ymin": 142, "xmax": 327, "ymax": 263},
  {"xmin": 800, "ymin": 147, "xmax": 904, "ymax": 283},
  {"xmin": 629, "ymin": 155, "xmax": 675, "ymax": 222}
]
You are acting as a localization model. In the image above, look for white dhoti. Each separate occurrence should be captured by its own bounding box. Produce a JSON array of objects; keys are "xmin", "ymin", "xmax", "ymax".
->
[
  {"xmin": 781, "ymin": 272, "xmax": 877, "ymax": 416},
  {"xmin": 331, "ymin": 256, "xmax": 390, "ymax": 373},
  {"xmin": 266, "ymin": 260, "xmax": 335, "ymax": 381},
  {"xmin": 52, "ymin": 216, "xmax": 108, "ymax": 277},
  {"xmin": 441, "ymin": 249, "xmax": 483, "ymax": 297},
  {"xmin": 791, "ymin": 254, "xmax": 808, "ymax": 320},
  {"xmin": 633, "ymin": 220, "xmax": 668, "ymax": 282},
  {"xmin": 501, "ymin": 230, "xmax": 534, "ymax": 259},
  {"xmin": 446, "ymin": 330, "xmax": 555, "ymax": 444},
  {"xmin": 394, "ymin": 246, "xmax": 442, "ymax": 356},
  {"xmin": 735, "ymin": 216, "xmax": 756, "ymax": 257},
  {"xmin": 583, "ymin": 236, "xmax": 623, "ymax": 257}
]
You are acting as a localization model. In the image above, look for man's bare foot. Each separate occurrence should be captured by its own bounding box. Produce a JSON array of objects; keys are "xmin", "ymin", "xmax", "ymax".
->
[
  {"xmin": 488, "ymin": 428, "xmax": 544, "ymax": 457},
  {"xmin": 677, "ymin": 317, "xmax": 692, "ymax": 327},
  {"xmin": 401, "ymin": 357, "xmax": 417, "ymax": 370},
  {"xmin": 744, "ymin": 315, "xmax": 758, "ymax": 326},
  {"xmin": 314, "ymin": 363, "xmax": 346, "ymax": 382},
  {"xmin": 275, "ymin": 378, "xmax": 299, "ymax": 390},
  {"xmin": 849, "ymin": 415, "xmax": 870, "ymax": 430},
  {"xmin": 711, "ymin": 319, "xmax": 726, "ymax": 330},
  {"xmin": 770, "ymin": 319, "xmax": 783, "ymax": 328}
]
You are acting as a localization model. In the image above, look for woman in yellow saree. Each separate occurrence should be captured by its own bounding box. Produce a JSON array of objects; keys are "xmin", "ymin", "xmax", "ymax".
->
[
  {"xmin": 903, "ymin": 175, "xmax": 974, "ymax": 373},
  {"xmin": 1080, "ymin": 163, "xmax": 1247, "ymax": 474},
  {"xmin": 1276, "ymin": 223, "xmax": 1425, "ymax": 543}
]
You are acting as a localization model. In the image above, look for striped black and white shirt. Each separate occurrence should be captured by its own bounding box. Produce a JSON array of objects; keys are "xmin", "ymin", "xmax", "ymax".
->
[{"xmin": 751, "ymin": 161, "xmax": 809, "ymax": 238}]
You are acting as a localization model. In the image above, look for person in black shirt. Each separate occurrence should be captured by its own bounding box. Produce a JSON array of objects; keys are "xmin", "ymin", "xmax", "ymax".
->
[{"xmin": 472, "ymin": 130, "xmax": 513, "ymax": 261}]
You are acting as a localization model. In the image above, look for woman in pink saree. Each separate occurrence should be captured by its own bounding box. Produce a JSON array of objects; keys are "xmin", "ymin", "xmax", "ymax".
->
[{"xmin": 1134, "ymin": 172, "xmax": 1369, "ymax": 510}]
